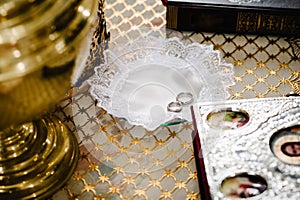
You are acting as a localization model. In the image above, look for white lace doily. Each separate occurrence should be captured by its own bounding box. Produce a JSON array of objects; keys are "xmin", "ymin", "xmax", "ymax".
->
[{"xmin": 88, "ymin": 36, "xmax": 234, "ymax": 130}]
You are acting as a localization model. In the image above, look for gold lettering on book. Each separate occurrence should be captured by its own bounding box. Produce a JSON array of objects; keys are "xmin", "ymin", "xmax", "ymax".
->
[
  {"xmin": 284, "ymin": 15, "xmax": 300, "ymax": 35},
  {"xmin": 261, "ymin": 14, "xmax": 281, "ymax": 33},
  {"xmin": 236, "ymin": 12, "xmax": 259, "ymax": 33},
  {"xmin": 237, "ymin": 12, "xmax": 300, "ymax": 35}
]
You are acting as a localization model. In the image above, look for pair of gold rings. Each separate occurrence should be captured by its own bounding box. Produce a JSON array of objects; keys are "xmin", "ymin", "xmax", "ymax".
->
[{"xmin": 167, "ymin": 92, "xmax": 194, "ymax": 113}]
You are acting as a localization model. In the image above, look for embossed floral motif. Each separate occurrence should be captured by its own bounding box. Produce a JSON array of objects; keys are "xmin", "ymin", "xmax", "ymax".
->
[{"xmin": 194, "ymin": 97, "xmax": 300, "ymax": 199}]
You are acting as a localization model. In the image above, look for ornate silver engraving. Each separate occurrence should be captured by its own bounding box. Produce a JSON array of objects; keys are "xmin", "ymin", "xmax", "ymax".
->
[{"xmin": 193, "ymin": 97, "xmax": 300, "ymax": 199}]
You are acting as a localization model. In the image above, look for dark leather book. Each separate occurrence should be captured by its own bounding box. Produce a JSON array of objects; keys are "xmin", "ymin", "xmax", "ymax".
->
[{"xmin": 164, "ymin": 0, "xmax": 300, "ymax": 37}]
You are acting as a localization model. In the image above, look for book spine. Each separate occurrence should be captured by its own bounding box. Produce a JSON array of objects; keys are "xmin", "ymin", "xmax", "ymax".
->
[
  {"xmin": 190, "ymin": 106, "xmax": 212, "ymax": 200},
  {"xmin": 166, "ymin": 5, "xmax": 300, "ymax": 37}
]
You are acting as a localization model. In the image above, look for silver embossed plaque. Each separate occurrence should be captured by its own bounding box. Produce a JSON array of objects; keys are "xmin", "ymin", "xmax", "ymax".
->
[{"xmin": 191, "ymin": 97, "xmax": 300, "ymax": 200}]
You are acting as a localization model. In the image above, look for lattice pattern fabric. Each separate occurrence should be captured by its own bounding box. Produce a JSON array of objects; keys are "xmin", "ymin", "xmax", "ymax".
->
[
  {"xmin": 182, "ymin": 32, "xmax": 300, "ymax": 99},
  {"xmin": 51, "ymin": 0, "xmax": 300, "ymax": 199},
  {"xmin": 104, "ymin": 0, "xmax": 299, "ymax": 99}
]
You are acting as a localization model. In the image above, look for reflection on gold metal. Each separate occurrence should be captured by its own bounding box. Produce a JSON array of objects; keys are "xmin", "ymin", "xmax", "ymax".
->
[
  {"xmin": 0, "ymin": 0, "xmax": 97, "ymax": 199},
  {"xmin": 73, "ymin": 0, "xmax": 110, "ymax": 87},
  {"xmin": 0, "ymin": 0, "xmax": 97, "ymax": 128},
  {"xmin": 0, "ymin": 114, "xmax": 79, "ymax": 199}
]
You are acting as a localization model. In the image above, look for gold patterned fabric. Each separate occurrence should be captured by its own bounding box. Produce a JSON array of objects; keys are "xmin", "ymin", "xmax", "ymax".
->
[{"xmin": 51, "ymin": 0, "xmax": 300, "ymax": 199}]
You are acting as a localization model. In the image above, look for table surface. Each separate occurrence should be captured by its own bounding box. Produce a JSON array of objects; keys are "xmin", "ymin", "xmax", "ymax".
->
[{"xmin": 51, "ymin": 0, "xmax": 300, "ymax": 199}]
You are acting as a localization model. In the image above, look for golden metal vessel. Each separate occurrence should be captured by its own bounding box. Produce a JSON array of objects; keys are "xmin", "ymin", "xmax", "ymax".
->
[{"xmin": 0, "ymin": 0, "xmax": 97, "ymax": 199}]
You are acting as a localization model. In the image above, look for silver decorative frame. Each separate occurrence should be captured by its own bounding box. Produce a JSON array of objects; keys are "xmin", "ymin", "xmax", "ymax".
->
[{"xmin": 193, "ymin": 97, "xmax": 300, "ymax": 199}]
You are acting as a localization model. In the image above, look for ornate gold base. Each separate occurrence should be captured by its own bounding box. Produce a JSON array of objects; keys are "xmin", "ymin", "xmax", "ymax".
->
[{"xmin": 0, "ymin": 114, "xmax": 79, "ymax": 199}]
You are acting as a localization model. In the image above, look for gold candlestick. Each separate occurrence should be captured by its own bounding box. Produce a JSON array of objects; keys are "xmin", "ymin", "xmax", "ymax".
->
[{"xmin": 0, "ymin": 0, "xmax": 97, "ymax": 199}]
